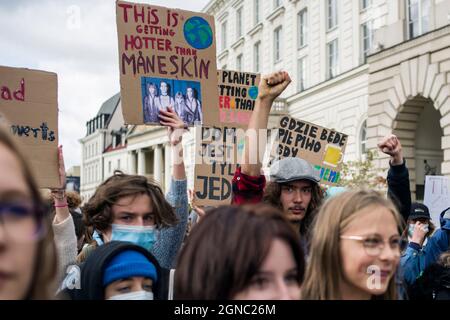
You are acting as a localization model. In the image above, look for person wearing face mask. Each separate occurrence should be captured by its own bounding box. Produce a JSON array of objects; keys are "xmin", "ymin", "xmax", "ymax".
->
[
  {"xmin": 61, "ymin": 241, "xmax": 161, "ymax": 300},
  {"xmin": 59, "ymin": 108, "xmax": 188, "ymax": 296},
  {"xmin": 401, "ymin": 203, "xmax": 450, "ymax": 287}
]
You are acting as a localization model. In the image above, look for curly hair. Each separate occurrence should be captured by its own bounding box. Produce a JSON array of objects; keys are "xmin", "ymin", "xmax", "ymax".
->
[
  {"xmin": 82, "ymin": 171, "xmax": 178, "ymax": 238},
  {"xmin": 262, "ymin": 181, "xmax": 324, "ymax": 238}
]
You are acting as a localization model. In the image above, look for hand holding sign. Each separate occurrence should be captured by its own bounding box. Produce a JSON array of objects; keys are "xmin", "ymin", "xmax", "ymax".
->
[
  {"xmin": 50, "ymin": 145, "xmax": 70, "ymax": 224},
  {"xmin": 377, "ymin": 134, "xmax": 403, "ymax": 165},
  {"xmin": 159, "ymin": 107, "xmax": 186, "ymax": 146},
  {"xmin": 259, "ymin": 71, "xmax": 291, "ymax": 102},
  {"xmin": 189, "ymin": 189, "xmax": 206, "ymax": 223}
]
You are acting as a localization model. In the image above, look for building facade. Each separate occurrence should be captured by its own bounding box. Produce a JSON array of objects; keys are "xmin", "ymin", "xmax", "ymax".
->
[{"xmin": 203, "ymin": 0, "xmax": 450, "ymax": 200}]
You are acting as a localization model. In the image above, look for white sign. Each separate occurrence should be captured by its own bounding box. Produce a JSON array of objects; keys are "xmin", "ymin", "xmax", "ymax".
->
[{"xmin": 423, "ymin": 175, "xmax": 450, "ymax": 228}]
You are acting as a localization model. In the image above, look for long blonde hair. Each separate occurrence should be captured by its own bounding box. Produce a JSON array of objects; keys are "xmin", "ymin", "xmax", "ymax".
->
[{"xmin": 301, "ymin": 189, "xmax": 404, "ymax": 300}]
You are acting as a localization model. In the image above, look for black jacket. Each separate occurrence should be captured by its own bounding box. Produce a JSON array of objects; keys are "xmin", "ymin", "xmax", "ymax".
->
[
  {"xmin": 60, "ymin": 241, "xmax": 170, "ymax": 300},
  {"xmin": 408, "ymin": 263, "xmax": 450, "ymax": 300},
  {"xmin": 387, "ymin": 160, "xmax": 411, "ymax": 224}
]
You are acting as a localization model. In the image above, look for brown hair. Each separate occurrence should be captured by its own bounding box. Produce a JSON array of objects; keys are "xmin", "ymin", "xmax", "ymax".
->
[
  {"xmin": 174, "ymin": 204, "xmax": 305, "ymax": 299},
  {"xmin": 82, "ymin": 171, "xmax": 178, "ymax": 238},
  {"xmin": 301, "ymin": 189, "xmax": 404, "ymax": 300},
  {"xmin": 66, "ymin": 191, "xmax": 81, "ymax": 209},
  {"xmin": 0, "ymin": 125, "xmax": 57, "ymax": 299},
  {"xmin": 263, "ymin": 180, "xmax": 324, "ymax": 237}
]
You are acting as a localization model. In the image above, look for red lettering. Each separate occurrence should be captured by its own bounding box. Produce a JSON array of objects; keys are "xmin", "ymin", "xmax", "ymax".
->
[{"xmin": 118, "ymin": 3, "xmax": 133, "ymax": 23}]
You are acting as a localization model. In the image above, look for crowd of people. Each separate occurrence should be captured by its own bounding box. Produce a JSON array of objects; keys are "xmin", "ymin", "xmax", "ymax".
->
[{"xmin": 1, "ymin": 71, "xmax": 449, "ymax": 300}]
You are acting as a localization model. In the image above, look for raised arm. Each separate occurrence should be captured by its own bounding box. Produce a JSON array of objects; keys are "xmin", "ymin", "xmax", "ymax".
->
[
  {"xmin": 241, "ymin": 71, "xmax": 291, "ymax": 177},
  {"xmin": 378, "ymin": 134, "xmax": 411, "ymax": 224},
  {"xmin": 151, "ymin": 107, "xmax": 189, "ymax": 269}
]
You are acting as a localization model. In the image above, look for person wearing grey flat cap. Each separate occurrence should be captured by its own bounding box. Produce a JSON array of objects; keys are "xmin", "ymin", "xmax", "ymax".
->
[{"xmin": 231, "ymin": 71, "xmax": 324, "ymax": 252}]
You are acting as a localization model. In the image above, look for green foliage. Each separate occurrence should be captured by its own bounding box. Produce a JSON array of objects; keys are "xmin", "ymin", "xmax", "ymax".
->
[{"xmin": 339, "ymin": 150, "xmax": 387, "ymax": 190}]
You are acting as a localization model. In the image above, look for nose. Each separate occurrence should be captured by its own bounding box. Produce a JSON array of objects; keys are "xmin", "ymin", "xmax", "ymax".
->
[
  {"xmin": 378, "ymin": 242, "xmax": 398, "ymax": 262},
  {"xmin": 273, "ymin": 280, "xmax": 297, "ymax": 300},
  {"xmin": 293, "ymin": 190, "xmax": 303, "ymax": 204}
]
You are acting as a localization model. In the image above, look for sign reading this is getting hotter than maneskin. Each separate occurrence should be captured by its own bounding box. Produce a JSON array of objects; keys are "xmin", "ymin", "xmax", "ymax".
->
[{"xmin": 115, "ymin": 0, "xmax": 218, "ymax": 126}]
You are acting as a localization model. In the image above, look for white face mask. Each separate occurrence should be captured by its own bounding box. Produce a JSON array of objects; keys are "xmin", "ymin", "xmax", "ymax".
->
[{"xmin": 108, "ymin": 290, "xmax": 154, "ymax": 301}]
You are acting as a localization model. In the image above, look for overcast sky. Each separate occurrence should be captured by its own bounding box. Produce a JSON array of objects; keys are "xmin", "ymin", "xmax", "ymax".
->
[{"xmin": 0, "ymin": 0, "xmax": 210, "ymax": 169}]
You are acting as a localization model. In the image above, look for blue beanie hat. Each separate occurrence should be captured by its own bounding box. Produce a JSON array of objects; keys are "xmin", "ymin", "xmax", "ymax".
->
[{"xmin": 103, "ymin": 250, "xmax": 158, "ymax": 287}]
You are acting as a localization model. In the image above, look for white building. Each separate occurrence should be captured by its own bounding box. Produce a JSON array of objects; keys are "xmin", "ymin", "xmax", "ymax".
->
[
  {"xmin": 79, "ymin": 93, "xmax": 128, "ymax": 202},
  {"xmin": 203, "ymin": 0, "xmax": 450, "ymax": 200}
]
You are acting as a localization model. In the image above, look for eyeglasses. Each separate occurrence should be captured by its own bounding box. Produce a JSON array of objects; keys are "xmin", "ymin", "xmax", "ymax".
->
[
  {"xmin": 0, "ymin": 202, "xmax": 47, "ymax": 243},
  {"xmin": 340, "ymin": 235, "xmax": 407, "ymax": 257}
]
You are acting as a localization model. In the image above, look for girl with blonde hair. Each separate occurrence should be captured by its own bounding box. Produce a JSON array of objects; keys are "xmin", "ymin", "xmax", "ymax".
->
[{"xmin": 302, "ymin": 189, "xmax": 406, "ymax": 300}]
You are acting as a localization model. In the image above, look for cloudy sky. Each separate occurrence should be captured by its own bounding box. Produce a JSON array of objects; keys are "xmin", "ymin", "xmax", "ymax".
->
[{"xmin": 0, "ymin": 0, "xmax": 209, "ymax": 169}]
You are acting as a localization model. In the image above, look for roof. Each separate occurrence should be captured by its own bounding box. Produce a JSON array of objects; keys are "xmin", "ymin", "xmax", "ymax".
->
[{"xmin": 97, "ymin": 92, "xmax": 120, "ymax": 116}]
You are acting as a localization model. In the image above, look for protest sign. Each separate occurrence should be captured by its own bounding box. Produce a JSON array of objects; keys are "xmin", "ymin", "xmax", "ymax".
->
[
  {"xmin": 0, "ymin": 65, "xmax": 59, "ymax": 188},
  {"xmin": 424, "ymin": 175, "xmax": 450, "ymax": 227},
  {"xmin": 270, "ymin": 115, "xmax": 348, "ymax": 185},
  {"xmin": 194, "ymin": 126, "xmax": 246, "ymax": 206},
  {"xmin": 116, "ymin": 0, "xmax": 218, "ymax": 126},
  {"xmin": 203, "ymin": 70, "xmax": 260, "ymax": 128}
]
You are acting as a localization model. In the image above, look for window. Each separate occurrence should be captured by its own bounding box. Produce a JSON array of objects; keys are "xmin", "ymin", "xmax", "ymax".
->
[
  {"xmin": 236, "ymin": 54, "xmax": 243, "ymax": 71},
  {"xmin": 360, "ymin": 21, "xmax": 373, "ymax": 63},
  {"xmin": 254, "ymin": 41, "xmax": 261, "ymax": 72},
  {"xmin": 327, "ymin": 39, "xmax": 338, "ymax": 79},
  {"xmin": 407, "ymin": 0, "xmax": 430, "ymax": 39},
  {"xmin": 327, "ymin": 0, "xmax": 338, "ymax": 30},
  {"xmin": 360, "ymin": 0, "xmax": 371, "ymax": 11},
  {"xmin": 117, "ymin": 159, "xmax": 121, "ymax": 170},
  {"xmin": 274, "ymin": 26, "xmax": 282, "ymax": 63},
  {"xmin": 221, "ymin": 21, "xmax": 228, "ymax": 51},
  {"xmin": 274, "ymin": 0, "xmax": 282, "ymax": 9},
  {"xmin": 254, "ymin": 0, "xmax": 261, "ymax": 24},
  {"xmin": 297, "ymin": 57, "xmax": 307, "ymax": 92},
  {"xmin": 236, "ymin": 7, "xmax": 243, "ymax": 39},
  {"xmin": 108, "ymin": 161, "xmax": 111, "ymax": 173},
  {"xmin": 298, "ymin": 8, "xmax": 308, "ymax": 48},
  {"xmin": 359, "ymin": 120, "xmax": 367, "ymax": 157}
]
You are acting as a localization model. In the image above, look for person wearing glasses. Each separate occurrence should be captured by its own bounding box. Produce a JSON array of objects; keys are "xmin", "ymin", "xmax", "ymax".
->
[
  {"xmin": 0, "ymin": 125, "xmax": 57, "ymax": 299},
  {"xmin": 301, "ymin": 189, "xmax": 405, "ymax": 300}
]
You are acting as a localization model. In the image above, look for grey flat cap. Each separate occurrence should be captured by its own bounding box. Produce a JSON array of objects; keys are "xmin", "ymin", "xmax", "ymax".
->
[{"xmin": 269, "ymin": 157, "xmax": 320, "ymax": 184}]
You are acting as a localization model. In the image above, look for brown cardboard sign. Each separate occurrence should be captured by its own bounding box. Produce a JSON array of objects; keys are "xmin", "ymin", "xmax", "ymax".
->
[
  {"xmin": 0, "ymin": 65, "xmax": 59, "ymax": 188},
  {"xmin": 194, "ymin": 126, "xmax": 246, "ymax": 206},
  {"xmin": 203, "ymin": 70, "xmax": 260, "ymax": 128},
  {"xmin": 116, "ymin": 0, "xmax": 218, "ymax": 126},
  {"xmin": 270, "ymin": 115, "xmax": 348, "ymax": 186}
]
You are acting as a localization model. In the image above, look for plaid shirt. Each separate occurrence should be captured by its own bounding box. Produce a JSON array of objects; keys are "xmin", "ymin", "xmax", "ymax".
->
[{"xmin": 231, "ymin": 166, "xmax": 266, "ymax": 205}]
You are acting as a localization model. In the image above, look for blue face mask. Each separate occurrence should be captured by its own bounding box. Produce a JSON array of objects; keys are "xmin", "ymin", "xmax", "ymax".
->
[{"xmin": 110, "ymin": 224, "xmax": 158, "ymax": 251}]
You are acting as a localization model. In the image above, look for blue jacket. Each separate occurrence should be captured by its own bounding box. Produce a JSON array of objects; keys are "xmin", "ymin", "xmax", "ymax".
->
[{"xmin": 401, "ymin": 212, "xmax": 450, "ymax": 286}]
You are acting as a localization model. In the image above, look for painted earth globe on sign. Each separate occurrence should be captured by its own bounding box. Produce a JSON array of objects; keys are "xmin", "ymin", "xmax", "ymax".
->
[
  {"xmin": 183, "ymin": 16, "xmax": 213, "ymax": 50},
  {"xmin": 248, "ymin": 86, "xmax": 259, "ymax": 100}
]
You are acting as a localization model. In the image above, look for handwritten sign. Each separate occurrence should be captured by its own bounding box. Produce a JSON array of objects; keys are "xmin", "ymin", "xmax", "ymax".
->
[
  {"xmin": 270, "ymin": 115, "xmax": 348, "ymax": 186},
  {"xmin": 424, "ymin": 175, "xmax": 450, "ymax": 227},
  {"xmin": 116, "ymin": 0, "xmax": 218, "ymax": 125},
  {"xmin": 202, "ymin": 70, "xmax": 260, "ymax": 128},
  {"xmin": 194, "ymin": 126, "xmax": 246, "ymax": 206},
  {"xmin": 0, "ymin": 66, "xmax": 59, "ymax": 188}
]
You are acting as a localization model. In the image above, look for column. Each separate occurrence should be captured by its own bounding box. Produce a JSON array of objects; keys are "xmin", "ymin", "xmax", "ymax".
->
[
  {"xmin": 138, "ymin": 149, "xmax": 146, "ymax": 175},
  {"xmin": 128, "ymin": 151, "xmax": 136, "ymax": 174},
  {"xmin": 164, "ymin": 143, "xmax": 172, "ymax": 191},
  {"xmin": 153, "ymin": 144, "xmax": 163, "ymax": 184}
]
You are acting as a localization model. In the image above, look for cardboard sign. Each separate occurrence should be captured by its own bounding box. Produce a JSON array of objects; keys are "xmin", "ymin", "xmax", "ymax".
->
[
  {"xmin": 424, "ymin": 175, "xmax": 450, "ymax": 227},
  {"xmin": 203, "ymin": 70, "xmax": 260, "ymax": 128},
  {"xmin": 0, "ymin": 66, "xmax": 59, "ymax": 188},
  {"xmin": 116, "ymin": 0, "xmax": 218, "ymax": 126},
  {"xmin": 194, "ymin": 126, "xmax": 246, "ymax": 206},
  {"xmin": 270, "ymin": 115, "xmax": 348, "ymax": 186}
]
